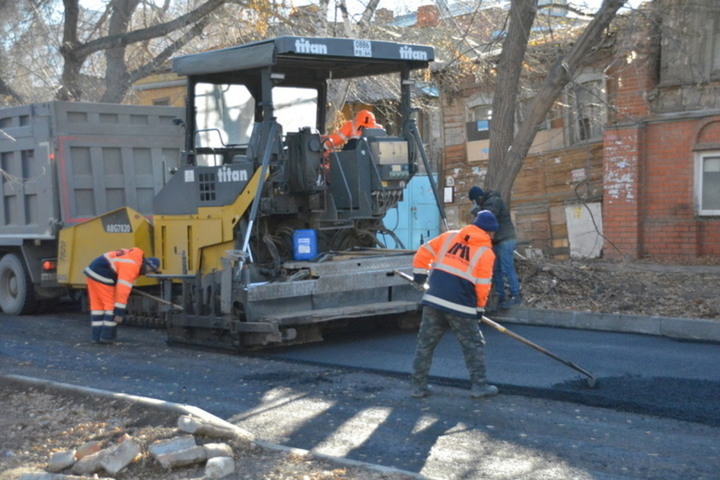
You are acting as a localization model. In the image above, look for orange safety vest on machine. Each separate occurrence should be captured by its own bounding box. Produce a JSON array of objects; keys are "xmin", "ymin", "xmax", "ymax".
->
[{"xmin": 324, "ymin": 109, "xmax": 383, "ymax": 151}]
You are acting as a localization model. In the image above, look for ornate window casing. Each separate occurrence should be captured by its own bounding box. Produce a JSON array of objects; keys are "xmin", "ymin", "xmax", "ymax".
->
[{"xmin": 564, "ymin": 73, "xmax": 607, "ymax": 145}]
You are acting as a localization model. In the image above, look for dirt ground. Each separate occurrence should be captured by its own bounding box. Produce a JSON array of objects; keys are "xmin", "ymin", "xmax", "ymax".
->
[
  {"xmin": 0, "ymin": 385, "xmax": 416, "ymax": 480},
  {"xmin": 1, "ymin": 258, "xmax": 718, "ymax": 479},
  {"xmin": 514, "ymin": 257, "xmax": 720, "ymax": 320}
]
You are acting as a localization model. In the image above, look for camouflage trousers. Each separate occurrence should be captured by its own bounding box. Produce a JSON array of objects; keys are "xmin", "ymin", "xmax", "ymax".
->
[{"xmin": 411, "ymin": 306, "xmax": 488, "ymax": 388}]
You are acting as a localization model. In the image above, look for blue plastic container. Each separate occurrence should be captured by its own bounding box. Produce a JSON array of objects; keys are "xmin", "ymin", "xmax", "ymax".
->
[{"xmin": 293, "ymin": 229, "xmax": 317, "ymax": 261}]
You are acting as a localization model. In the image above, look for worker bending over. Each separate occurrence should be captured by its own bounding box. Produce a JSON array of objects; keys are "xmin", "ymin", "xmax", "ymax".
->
[{"xmin": 83, "ymin": 248, "xmax": 160, "ymax": 344}]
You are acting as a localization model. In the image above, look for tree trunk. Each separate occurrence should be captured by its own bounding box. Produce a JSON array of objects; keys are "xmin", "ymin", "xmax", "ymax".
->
[
  {"xmin": 486, "ymin": 0, "xmax": 538, "ymax": 202},
  {"xmin": 58, "ymin": 0, "xmax": 82, "ymax": 101},
  {"xmin": 486, "ymin": 0, "xmax": 627, "ymax": 205},
  {"xmin": 101, "ymin": 0, "xmax": 140, "ymax": 104}
]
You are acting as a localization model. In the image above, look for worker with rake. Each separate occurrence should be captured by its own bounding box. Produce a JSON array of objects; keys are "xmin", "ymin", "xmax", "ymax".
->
[{"xmin": 410, "ymin": 210, "xmax": 500, "ymax": 399}]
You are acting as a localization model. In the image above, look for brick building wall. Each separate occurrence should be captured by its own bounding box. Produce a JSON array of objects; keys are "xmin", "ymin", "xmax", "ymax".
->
[
  {"xmin": 602, "ymin": 1, "xmax": 720, "ymax": 261},
  {"xmin": 439, "ymin": 79, "xmax": 605, "ymax": 258}
]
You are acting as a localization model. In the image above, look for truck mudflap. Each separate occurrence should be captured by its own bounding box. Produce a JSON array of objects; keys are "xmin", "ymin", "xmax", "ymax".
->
[{"xmin": 165, "ymin": 252, "xmax": 422, "ymax": 351}]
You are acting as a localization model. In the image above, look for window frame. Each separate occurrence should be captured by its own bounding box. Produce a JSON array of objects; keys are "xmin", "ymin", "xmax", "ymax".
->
[
  {"xmin": 465, "ymin": 97, "xmax": 493, "ymax": 143},
  {"xmin": 564, "ymin": 73, "xmax": 607, "ymax": 146},
  {"xmin": 695, "ymin": 151, "xmax": 720, "ymax": 216}
]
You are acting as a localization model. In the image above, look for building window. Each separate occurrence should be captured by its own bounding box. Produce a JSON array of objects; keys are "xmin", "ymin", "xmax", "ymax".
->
[
  {"xmin": 466, "ymin": 104, "xmax": 491, "ymax": 142},
  {"xmin": 695, "ymin": 152, "xmax": 720, "ymax": 215},
  {"xmin": 152, "ymin": 97, "xmax": 171, "ymax": 106},
  {"xmin": 565, "ymin": 76, "xmax": 606, "ymax": 145},
  {"xmin": 711, "ymin": 10, "xmax": 720, "ymax": 76}
]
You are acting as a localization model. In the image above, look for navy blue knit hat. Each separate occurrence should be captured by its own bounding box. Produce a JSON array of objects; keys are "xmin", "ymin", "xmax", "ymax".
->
[
  {"xmin": 143, "ymin": 257, "xmax": 161, "ymax": 273},
  {"xmin": 468, "ymin": 186, "xmax": 484, "ymax": 202},
  {"xmin": 473, "ymin": 210, "xmax": 499, "ymax": 232}
]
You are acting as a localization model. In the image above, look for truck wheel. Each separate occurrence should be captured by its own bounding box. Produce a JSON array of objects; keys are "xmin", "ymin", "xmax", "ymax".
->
[{"xmin": 0, "ymin": 253, "xmax": 36, "ymax": 315}]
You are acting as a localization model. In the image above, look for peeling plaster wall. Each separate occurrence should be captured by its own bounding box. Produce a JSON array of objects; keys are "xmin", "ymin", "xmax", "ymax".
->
[{"xmin": 437, "ymin": 0, "xmax": 720, "ymax": 261}]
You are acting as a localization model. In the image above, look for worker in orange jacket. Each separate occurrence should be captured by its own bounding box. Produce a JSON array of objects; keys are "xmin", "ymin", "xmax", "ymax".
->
[
  {"xmin": 83, "ymin": 248, "xmax": 160, "ymax": 344},
  {"xmin": 324, "ymin": 109, "xmax": 384, "ymax": 152},
  {"xmin": 410, "ymin": 210, "xmax": 499, "ymax": 399}
]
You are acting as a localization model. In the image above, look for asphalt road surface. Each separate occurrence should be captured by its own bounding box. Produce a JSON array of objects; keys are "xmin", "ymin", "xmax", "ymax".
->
[{"xmin": 2, "ymin": 311, "xmax": 719, "ymax": 480}]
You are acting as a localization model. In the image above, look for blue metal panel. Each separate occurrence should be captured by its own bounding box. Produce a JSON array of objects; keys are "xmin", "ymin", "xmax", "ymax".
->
[{"xmin": 382, "ymin": 174, "xmax": 440, "ymax": 250}]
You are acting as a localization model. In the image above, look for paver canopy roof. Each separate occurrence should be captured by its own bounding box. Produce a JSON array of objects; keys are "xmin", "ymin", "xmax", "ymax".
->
[{"xmin": 172, "ymin": 36, "xmax": 434, "ymax": 87}]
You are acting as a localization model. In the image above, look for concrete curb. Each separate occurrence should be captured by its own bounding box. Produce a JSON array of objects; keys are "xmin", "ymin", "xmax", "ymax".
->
[
  {"xmin": 1, "ymin": 374, "xmax": 426, "ymax": 480},
  {"xmin": 494, "ymin": 308, "xmax": 720, "ymax": 342}
]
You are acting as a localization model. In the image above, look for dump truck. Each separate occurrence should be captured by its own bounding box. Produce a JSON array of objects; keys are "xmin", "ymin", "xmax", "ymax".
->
[
  {"xmin": 0, "ymin": 101, "xmax": 184, "ymax": 315},
  {"xmin": 3, "ymin": 36, "xmax": 441, "ymax": 350}
]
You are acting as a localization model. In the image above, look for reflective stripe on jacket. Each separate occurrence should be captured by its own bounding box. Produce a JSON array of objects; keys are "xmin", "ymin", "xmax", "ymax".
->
[
  {"xmin": 83, "ymin": 248, "xmax": 144, "ymax": 315},
  {"xmin": 412, "ymin": 225, "xmax": 495, "ymax": 318}
]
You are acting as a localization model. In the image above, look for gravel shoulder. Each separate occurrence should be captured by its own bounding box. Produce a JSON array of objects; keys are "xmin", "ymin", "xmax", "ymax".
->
[{"xmin": 0, "ymin": 378, "xmax": 418, "ymax": 480}]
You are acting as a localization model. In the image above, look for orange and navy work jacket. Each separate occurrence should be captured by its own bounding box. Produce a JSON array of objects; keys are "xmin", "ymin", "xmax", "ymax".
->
[
  {"xmin": 83, "ymin": 248, "xmax": 144, "ymax": 316},
  {"xmin": 325, "ymin": 119, "xmax": 382, "ymax": 150},
  {"xmin": 412, "ymin": 225, "xmax": 495, "ymax": 318}
]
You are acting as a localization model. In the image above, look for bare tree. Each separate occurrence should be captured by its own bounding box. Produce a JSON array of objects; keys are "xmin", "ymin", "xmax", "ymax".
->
[
  {"xmin": 485, "ymin": 0, "xmax": 629, "ymax": 205},
  {"xmin": 58, "ymin": 0, "xmax": 234, "ymax": 103},
  {"xmin": 0, "ymin": 0, "xmax": 382, "ymax": 107}
]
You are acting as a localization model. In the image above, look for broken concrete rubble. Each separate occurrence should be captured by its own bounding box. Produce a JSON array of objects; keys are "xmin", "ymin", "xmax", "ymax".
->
[
  {"xmin": 204, "ymin": 456, "xmax": 235, "ymax": 479},
  {"xmin": 34, "ymin": 416, "xmax": 245, "ymax": 480},
  {"xmin": 98, "ymin": 437, "xmax": 141, "ymax": 475}
]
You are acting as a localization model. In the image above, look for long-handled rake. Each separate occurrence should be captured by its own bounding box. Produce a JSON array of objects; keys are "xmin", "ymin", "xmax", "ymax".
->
[{"xmin": 392, "ymin": 269, "xmax": 598, "ymax": 388}]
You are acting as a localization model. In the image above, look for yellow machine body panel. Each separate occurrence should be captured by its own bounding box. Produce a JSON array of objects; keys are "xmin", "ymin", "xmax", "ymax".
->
[
  {"xmin": 153, "ymin": 167, "xmax": 263, "ymax": 275},
  {"xmin": 154, "ymin": 217, "xmax": 225, "ymax": 274},
  {"xmin": 56, "ymin": 207, "xmax": 156, "ymax": 288}
]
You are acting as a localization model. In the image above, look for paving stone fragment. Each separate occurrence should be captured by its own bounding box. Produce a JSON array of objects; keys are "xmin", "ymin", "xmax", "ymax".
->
[
  {"xmin": 204, "ymin": 456, "xmax": 235, "ymax": 479},
  {"xmin": 74, "ymin": 440, "xmax": 102, "ymax": 460},
  {"xmin": 71, "ymin": 449, "xmax": 107, "ymax": 475},
  {"xmin": 155, "ymin": 445, "xmax": 207, "ymax": 469},
  {"xmin": 100, "ymin": 437, "xmax": 141, "ymax": 475},
  {"xmin": 46, "ymin": 449, "xmax": 76, "ymax": 472},
  {"xmin": 202, "ymin": 442, "xmax": 233, "ymax": 459},
  {"xmin": 19, "ymin": 472, "xmax": 114, "ymax": 480},
  {"xmin": 148, "ymin": 435, "xmax": 196, "ymax": 458}
]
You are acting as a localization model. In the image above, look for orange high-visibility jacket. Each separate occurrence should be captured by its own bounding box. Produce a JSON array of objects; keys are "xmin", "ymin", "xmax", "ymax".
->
[
  {"xmin": 412, "ymin": 225, "xmax": 495, "ymax": 318},
  {"xmin": 83, "ymin": 248, "xmax": 145, "ymax": 315},
  {"xmin": 325, "ymin": 117, "xmax": 383, "ymax": 150}
]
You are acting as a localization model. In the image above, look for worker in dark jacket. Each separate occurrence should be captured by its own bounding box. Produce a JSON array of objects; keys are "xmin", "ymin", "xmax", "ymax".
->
[
  {"xmin": 469, "ymin": 186, "xmax": 522, "ymax": 310},
  {"xmin": 83, "ymin": 248, "xmax": 160, "ymax": 344},
  {"xmin": 410, "ymin": 210, "xmax": 499, "ymax": 399}
]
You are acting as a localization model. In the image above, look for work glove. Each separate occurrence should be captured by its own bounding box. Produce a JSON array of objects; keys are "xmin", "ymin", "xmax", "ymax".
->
[
  {"xmin": 476, "ymin": 309, "xmax": 485, "ymax": 320},
  {"xmin": 413, "ymin": 273, "xmax": 427, "ymax": 286},
  {"xmin": 113, "ymin": 315, "xmax": 124, "ymax": 325}
]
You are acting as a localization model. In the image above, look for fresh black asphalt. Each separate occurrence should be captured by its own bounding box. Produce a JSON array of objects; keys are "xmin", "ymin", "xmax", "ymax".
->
[
  {"xmin": 2, "ymin": 310, "xmax": 720, "ymax": 479},
  {"xmin": 2, "ymin": 310, "xmax": 719, "ymax": 426},
  {"xmin": 260, "ymin": 319, "xmax": 720, "ymax": 426}
]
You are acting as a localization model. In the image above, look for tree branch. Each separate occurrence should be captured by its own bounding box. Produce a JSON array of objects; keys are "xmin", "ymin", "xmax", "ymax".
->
[{"xmin": 74, "ymin": 0, "xmax": 227, "ymax": 59}]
